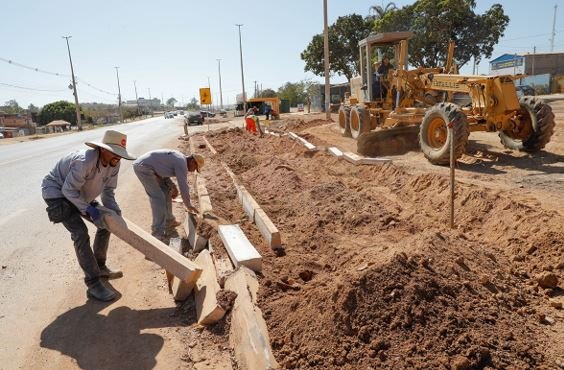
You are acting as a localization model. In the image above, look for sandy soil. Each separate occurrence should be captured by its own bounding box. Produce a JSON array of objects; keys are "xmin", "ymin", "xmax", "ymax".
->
[{"xmin": 187, "ymin": 100, "xmax": 564, "ymax": 369}]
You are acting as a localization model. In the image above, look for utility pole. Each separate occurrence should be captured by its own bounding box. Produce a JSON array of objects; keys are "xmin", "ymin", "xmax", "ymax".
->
[
  {"xmin": 253, "ymin": 80, "xmax": 258, "ymax": 98},
  {"xmin": 62, "ymin": 36, "xmax": 82, "ymax": 130},
  {"xmin": 114, "ymin": 67, "xmax": 123, "ymax": 123},
  {"xmin": 236, "ymin": 24, "xmax": 247, "ymax": 113},
  {"xmin": 162, "ymin": 93, "xmax": 165, "ymax": 111},
  {"xmin": 323, "ymin": 0, "xmax": 331, "ymax": 120},
  {"xmin": 133, "ymin": 80, "xmax": 140, "ymax": 115},
  {"xmin": 217, "ymin": 59, "xmax": 224, "ymax": 110},
  {"xmin": 550, "ymin": 5, "xmax": 558, "ymax": 52}
]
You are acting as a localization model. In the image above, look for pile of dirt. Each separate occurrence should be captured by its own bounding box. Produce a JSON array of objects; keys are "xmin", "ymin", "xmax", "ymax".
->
[{"xmin": 197, "ymin": 127, "xmax": 562, "ymax": 369}]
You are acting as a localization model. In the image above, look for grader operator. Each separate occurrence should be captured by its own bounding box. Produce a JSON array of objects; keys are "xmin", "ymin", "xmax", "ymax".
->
[{"xmin": 338, "ymin": 32, "xmax": 555, "ymax": 165}]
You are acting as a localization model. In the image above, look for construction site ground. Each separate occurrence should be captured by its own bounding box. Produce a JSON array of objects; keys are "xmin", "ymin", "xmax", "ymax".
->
[
  {"xmin": 181, "ymin": 99, "xmax": 564, "ymax": 370},
  {"xmin": 23, "ymin": 105, "xmax": 562, "ymax": 369}
]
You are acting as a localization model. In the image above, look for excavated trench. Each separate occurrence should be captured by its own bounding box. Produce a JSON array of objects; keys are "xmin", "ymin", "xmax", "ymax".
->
[{"xmin": 184, "ymin": 124, "xmax": 562, "ymax": 369}]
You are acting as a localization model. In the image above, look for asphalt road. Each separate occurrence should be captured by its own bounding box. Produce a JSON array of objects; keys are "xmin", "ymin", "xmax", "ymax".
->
[{"xmin": 0, "ymin": 115, "xmax": 237, "ymax": 368}]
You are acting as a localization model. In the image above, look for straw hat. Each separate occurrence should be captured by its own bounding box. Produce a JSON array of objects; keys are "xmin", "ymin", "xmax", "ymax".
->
[
  {"xmin": 187, "ymin": 153, "xmax": 205, "ymax": 172},
  {"xmin": 85, "ymin": 130, "xmax": 136, "ymax": 160}
]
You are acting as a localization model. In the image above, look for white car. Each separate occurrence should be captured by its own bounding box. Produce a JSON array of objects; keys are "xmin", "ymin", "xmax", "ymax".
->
[{"xmin": 0, "ymin": 132, "xmax": 4, "ymax": 139}]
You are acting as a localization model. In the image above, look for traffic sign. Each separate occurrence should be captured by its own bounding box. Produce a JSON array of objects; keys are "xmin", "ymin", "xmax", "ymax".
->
[{"xmin": 199, "ymin": 88, "xmax": 212, "ymax": 105}]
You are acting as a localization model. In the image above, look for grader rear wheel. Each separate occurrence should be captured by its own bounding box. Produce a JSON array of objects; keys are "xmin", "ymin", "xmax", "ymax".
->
[
  {"xmin": 338, "ymin": 105, "xmax": 351, "ymax": 137},
  {"xmin": 499, "ymin": 96, "xmax": 555, "ymax": 152},
  {"xmin": 349, "ymin": 106, "xmax": 370, "ymax": 139},
  {"xmin": 419, "ymin": 102, "xmax": 469, "ymax": 165}
]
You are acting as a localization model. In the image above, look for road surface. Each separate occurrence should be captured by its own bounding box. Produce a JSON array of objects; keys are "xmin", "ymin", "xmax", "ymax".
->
[{"xmin": 0, "ymin": 115, "xmax": 237, "ymax": 369}]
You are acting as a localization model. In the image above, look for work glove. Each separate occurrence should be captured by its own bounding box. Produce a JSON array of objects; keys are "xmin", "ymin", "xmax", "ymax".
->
[{"xmin": 86, "ymin": 205, "xmax": 107, "ymax": 229}]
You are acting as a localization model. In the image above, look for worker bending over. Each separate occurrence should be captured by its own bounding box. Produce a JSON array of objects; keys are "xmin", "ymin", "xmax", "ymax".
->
[{"xmin": 133, "ymin": 150, "xmax": 204, "ymax": 242}]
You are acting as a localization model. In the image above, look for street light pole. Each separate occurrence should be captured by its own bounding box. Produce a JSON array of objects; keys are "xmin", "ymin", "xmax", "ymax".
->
[
  {"xmin": 62, "ymin": 36, "xmax": 82, "ymax": 130},
  {"xmin": 323, "ymin": 0, "xmax": 331, "ymax": 120},
  {"xmin": 114, "ymin": 67, "xmax": 123, "ymax": 123},
  {"xmin": 236, "ymin": 24, "xmax": 247, "ymax": 113},
  {"xmin": 133, "ymin": 80, "xmax": 140, "ymax": 116},
  {"xmin": 217, "ymin": 59, "xmax": 224, "ymax": 110}
]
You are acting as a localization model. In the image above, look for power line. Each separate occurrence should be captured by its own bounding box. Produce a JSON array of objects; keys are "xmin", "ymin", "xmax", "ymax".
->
[
  {"xmin": 0, "ymin": 82, "xmax": 67, "ymax": 92},
  {"xmin": 0, "ymin": 56, "xmax": 117, "ymax": 96}
]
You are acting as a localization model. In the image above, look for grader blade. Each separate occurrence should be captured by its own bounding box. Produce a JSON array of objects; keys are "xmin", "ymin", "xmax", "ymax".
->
[{"xmin": 357, "ymin": 126, "xmax": 420, "ymax": 157}]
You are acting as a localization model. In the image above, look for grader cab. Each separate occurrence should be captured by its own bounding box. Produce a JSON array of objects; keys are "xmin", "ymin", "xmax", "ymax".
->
[{"xmin": 339, "ymin": 32, "xmax": 555, "ymax": 165}]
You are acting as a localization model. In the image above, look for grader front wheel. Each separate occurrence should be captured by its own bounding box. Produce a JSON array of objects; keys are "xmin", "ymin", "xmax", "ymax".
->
[
  {"xmin": 419, "ymin": 102, "xmax": 469, "ymax": 165},
  {"xmin": 338, "ymin": 105, "xmax": 351, "ymax": 137},
  {"xmin": 349, "ymin": 106, "xmax": 370, "ymax": 139}
]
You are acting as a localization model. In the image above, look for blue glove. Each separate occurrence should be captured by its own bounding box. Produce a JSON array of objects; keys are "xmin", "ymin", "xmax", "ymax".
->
[{"xmin": 86, "ymin": 205, "xmax": 105, "ymax": 229}]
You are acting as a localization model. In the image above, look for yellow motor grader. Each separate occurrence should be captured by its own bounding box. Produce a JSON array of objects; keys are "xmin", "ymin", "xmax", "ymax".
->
[{"xmin": 338, "ymin": 32, "xmax": 555, "ymax": 164}]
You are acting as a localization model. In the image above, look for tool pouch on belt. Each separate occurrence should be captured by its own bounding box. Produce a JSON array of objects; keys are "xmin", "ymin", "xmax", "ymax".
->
[{"xmin": 45, "ymin": 198, "xmax": 75, "ymax": 223}]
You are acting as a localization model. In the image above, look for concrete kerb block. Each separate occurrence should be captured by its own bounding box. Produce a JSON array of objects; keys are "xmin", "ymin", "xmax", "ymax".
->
[
  {"xmin": 218, "ymin": 224, "xmax": 262, "ymax": 273},
  {"xmin": 240, "ymin": 188, "xmax": 261, "ymax": 223},
  {"xmin": 202, "ymin": 136, "xmax": 218, "ymax": 154},
  {"xmin": 328, "ymin": 147, "xmax": 344, "ymax": 158},
  {"xmin": 343, "ymin": 151, "xmax": 392, "ymax": 165},
  {"xmin": 288, "ymin": 131, "xmax": 317, "ymax": 151},
  {"xmin": 254, "ymin": 208, "xmax": 282, "ymax": 249}
]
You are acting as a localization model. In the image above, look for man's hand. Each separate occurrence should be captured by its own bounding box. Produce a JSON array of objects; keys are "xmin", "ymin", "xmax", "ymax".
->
[
  {"xmin": 86, "ymin": 205, "xmax": 107, "ymax": 229},
  {"xmin": 186, "ymin": 205, "xmax": 199, "ymax": 215}
]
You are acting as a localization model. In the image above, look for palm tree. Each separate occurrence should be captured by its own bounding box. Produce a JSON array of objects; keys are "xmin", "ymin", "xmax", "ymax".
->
[{"xmin": 369, "ymin": 2, "xmax": 397, "ymax": 19}]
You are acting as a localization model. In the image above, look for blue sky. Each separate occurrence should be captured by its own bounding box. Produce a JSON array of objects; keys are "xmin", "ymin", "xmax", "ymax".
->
[{"xmin": 1, "ymin": 0, "xmax": 562, "ymax": 108}]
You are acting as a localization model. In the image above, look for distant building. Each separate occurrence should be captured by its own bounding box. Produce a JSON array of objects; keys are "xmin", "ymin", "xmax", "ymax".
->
[
  {"xmin": 489, "ymin": 52, "xmax": 564, "ymax": 93},
  {"xmin": 0, "ymin": 111, "xmax": 36, "ymax": 137}
]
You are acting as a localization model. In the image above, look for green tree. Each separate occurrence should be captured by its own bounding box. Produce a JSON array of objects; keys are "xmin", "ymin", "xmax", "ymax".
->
[
  {"xmin": 301, "ymin": 14, "xmax": 373, "ymax": 81},
  {"xmin": 374, "ymin": 0, "xmax": 509, "ymax": 68},
  {"xmin": 166, "ymin": 97, "xmax": 177, "ymax": 107},
  {"xmin": 185, "ymin": 97, "xmax": 200, "ymax": 111},
  {"xmin": 259, "ymin": 89, "xmax": 277, "ymax": 98},
  {"xmin": 277, "ymin": 82, "xmax": 307, "ymax": 107},
  {"xmin": 27, "ymin": 103, "xmax": 40, "ymax": 113},
  {"xmin": 369, "ymin": 2, "xmax": 397, "ymax": 19},
  {"xmin": 38, "ymin": 100, "xmax": 77, "ymax": 126},
  {"xmin": 2, "ymin": 99, "xmax": 24, "ymax": 114}
]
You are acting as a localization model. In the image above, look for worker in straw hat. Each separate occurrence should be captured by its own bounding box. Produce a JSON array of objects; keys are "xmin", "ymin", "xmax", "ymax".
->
[
  {"xmin": 41, "ymin": 130, "xmax": 136, "ymax": 302},
  {"xmin": 132, "ymin": 149, "xmax": 204, "ymax": 243}
]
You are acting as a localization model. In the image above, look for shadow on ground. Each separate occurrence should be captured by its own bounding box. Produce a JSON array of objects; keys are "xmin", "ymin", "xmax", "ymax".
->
[{"xmin": 40, "ymin": 288, "xmax": 194, "ymax": 370}]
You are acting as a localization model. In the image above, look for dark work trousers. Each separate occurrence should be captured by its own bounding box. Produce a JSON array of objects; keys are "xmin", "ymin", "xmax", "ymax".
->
[{"xmin": 44, "ymin": 198, "xmax": 110, "ymax": 287}]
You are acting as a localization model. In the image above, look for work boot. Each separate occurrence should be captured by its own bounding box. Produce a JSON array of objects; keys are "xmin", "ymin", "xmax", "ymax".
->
[
  {"xmin": 86, "ymin": 281, "xmax": 117, "ymax": 302},
  {"xmin": 166, "ymin": 219, "xmax": 182, "ymax": 230},
  {"xmin": 99, "ymin": 265, "xmax": 123, "ymax": 279}
]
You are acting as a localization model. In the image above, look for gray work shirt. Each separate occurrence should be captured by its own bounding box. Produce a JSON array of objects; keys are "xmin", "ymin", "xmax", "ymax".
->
[
  {"xmin": 41, "ymin": 148, "xmax": 121, "ymax": 214},
  {"xmin": 133, "ymin": 149, "xmax": 191, "ymax": 208}
]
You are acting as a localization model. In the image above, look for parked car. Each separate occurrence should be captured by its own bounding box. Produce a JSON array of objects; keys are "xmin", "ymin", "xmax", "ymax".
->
[
  {"xmin": 297, "ymin": 103, "xmax": 304, "ymax": 112},
  {"xmin": 164, "ymin": 111, "xmax": 174, "ymax": 119},
  {"xmin": 516, "ymin": 85, "xmax": 535, "ymax": 97},
  {"xmin": 0, "ymin": 132, "xmax": 4, "ymax": 139},
  {"xmin": 186, "ymin": 112, "xmax": 204, "ymax": 125},
  {"xmin": 200, "ymin": 111, "xmax": 216, "ymax": 118}
]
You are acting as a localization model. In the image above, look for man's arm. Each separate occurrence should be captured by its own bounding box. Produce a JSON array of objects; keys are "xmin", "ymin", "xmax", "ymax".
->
[
  {"xmin": 101, "ymin": 166, "xmax": 121, "ymax": 215},
  {"xmin": 61, "ymin": 159, "xmax": 92, "ymax": 213},
  {"xmin": 174, "ymin": 159, "xmax": 193, "ymax": 210}
]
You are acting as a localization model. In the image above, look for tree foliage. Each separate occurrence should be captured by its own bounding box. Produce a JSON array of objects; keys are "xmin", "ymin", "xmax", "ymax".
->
[
  {"xmin": 277, "ymin": 82, "xmax": 307, "ymax": 107},
  {"xmin": 374, "ymin": 0, "xmax": 509, "ymax": 68},
  {"xmin": 1, "ymin": 100, "xmax": 24, "ymax": 114},
  {"xmin": 259, "ymin": 89, "xmax": 277, "ymax": 98},
  {"xmin": 369, "ymin": 2, "xmax": 397, "ymax": 19},
  {"xmin": 301, "ymin": 14, "xmax": 373, "ymax": 81},
  {"xmin": 185, "ymin": 97, "xmax": 200, "ymax": 111},
  {"xmin": 166, "ymin": 97, "xmax": 177, "ymax": 107},
  {"xmin": 38, "ymin": 100, "xmax": 77, "ymax": 126}
]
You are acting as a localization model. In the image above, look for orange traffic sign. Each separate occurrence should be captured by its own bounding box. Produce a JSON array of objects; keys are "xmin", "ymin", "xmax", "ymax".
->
[{"xmin": 199, "ymin": 88, "xmax": 211, "ymax": 105}]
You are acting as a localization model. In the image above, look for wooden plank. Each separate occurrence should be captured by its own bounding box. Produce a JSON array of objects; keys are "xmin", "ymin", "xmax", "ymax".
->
[
  {"xmin": 254, "ymin": 209, "xmax": 282, "ymax": 249},
  {"xmin": 218, "ymin": 225, "xmax": 262, "ymax": 273},
  {"xmin": 194, "ymin": 249, "xmax": 226, "ymax": 325},
  {"xmin": 104, "ymin": 212, "xmax": 202, "ymax": 287},
  {"xmin": 328, "ymin": 147, "xmax": 344, "ymax": 157},
  {"xmin": 225, "ymin": 267, "xmax": 279, "ymax": 370}
]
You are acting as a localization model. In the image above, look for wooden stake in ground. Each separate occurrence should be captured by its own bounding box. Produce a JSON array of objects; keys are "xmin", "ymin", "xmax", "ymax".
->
[{"xmin": 449, "ymin": 121, "xmax": 455, "ymax": 229}]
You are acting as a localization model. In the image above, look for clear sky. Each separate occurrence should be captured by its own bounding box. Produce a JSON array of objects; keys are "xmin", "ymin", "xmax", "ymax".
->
[{"xmin": 1, "ymin": 0, "xmax": 562, "ymax": 108}]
